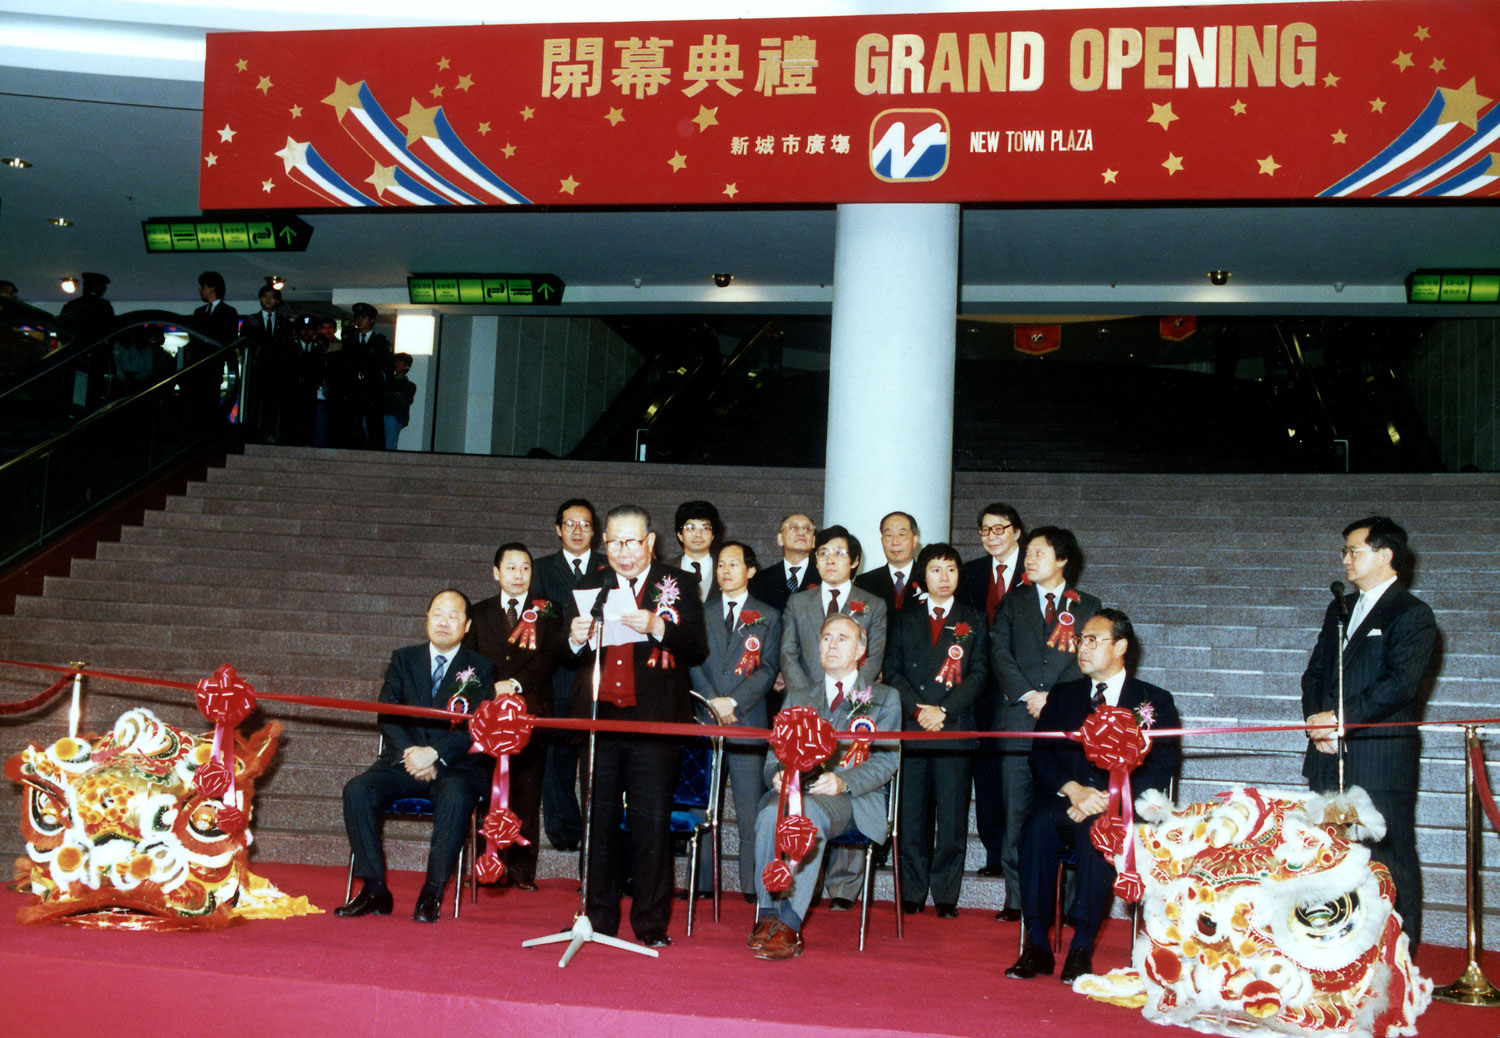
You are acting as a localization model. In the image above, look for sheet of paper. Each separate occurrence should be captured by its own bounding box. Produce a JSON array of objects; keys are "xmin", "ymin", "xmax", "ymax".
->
[{"xmin": 572, "ymin": 587, "xmax": 648, "ymax": 647}]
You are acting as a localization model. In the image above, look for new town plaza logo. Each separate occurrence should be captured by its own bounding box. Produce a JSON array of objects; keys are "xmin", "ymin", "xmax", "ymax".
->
[{"xmin": 869, "ymin": 108, "xmax": 950, "ymax": 183}]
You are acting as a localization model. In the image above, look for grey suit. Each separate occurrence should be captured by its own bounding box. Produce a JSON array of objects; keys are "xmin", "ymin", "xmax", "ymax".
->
[
  {"xmin": 689, "ymin": 594, "xmax": 783, "ymax": 892},
  {"xmin": 986, "ymin": 583, "xmax": 1100, "ymax": 909},
  {"xmin": 779, "ymin": 584, "xmax": 888, "ymax": 691},
  {"xmin": 753, "ymin": 678, "xmax": 900, "ymax": 929}
]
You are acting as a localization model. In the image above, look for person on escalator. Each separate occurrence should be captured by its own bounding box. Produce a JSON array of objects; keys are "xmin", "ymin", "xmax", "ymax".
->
[{"xmin": 58, "ymin": 271, "xmax": 114, "ymax": 344}]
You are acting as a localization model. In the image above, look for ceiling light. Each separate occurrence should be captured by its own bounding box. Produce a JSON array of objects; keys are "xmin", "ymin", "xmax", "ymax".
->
[
  {"xmin": 712, "ymin": 273, "xmax": 734, "ymax": 288},
  {"xmin": 48, "ymin": 217, "xmax": 73, "ymax": 227},
  {"xmin": 3, "ymin": 157, "xmax": 31, "ymax": 169},
  {"xmin": 59, "ymin": 277, "xmax": 78, "ymax": 294},
  {"xmin": 1208, "ymin": 270, "xmax": 1230, "ymax": 286},
  {"xmin": 266, "ymin": 274, "xmax": 285, "ymax": 290}
]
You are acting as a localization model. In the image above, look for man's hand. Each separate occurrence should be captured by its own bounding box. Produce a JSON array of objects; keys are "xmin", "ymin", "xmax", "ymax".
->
[
  {"xmin": 806, "ymin": 771, "xmax": 846, "ymax": 797},
  {"xmin": 619, "ymin": 607, "xmax": 665, "ymax": 639},
  {"xmin": 1022, "ymin": 689, "xmax": 1048, "ymax": 719},
  {"xmin": 1061, "ymin": 780, "xmax": 1108, "ymax": 821},
  {"xmin": 770, "ymin": 769, "xmax": 785, "ymax": 793},
  {"xmin": 773, "ymin": 671, "xmax": 787, "ymax": 692},
  {"xmin": 915, "ymin": 704, "xmax": 946, "ymax": 732},
  {"xmin": 569, "ymin": 616, "xmax": 596, "ymax": 647},
  {"xmin": 1306, "ymin": 711, "xmax": 1340, "ymax": 754},
  {"xmin": 708, "ymin": 696, "xmax": 737, "ymax": 725},
  {"xmin": 403, "ymin": 745, "xmax": 439, "ymax": 782}
]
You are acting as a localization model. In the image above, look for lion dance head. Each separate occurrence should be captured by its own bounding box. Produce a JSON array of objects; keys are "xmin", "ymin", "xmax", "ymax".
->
[{"xmin": 6, "ymin": 707, "xmax": 285, "ymax": 929}]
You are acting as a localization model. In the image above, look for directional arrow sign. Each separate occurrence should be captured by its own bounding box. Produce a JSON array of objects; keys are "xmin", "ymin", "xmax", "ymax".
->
[
  {"xmin": 142, "ymin": 215, "xmax": 313, "ymax": 253},
  {"xmin": 407, "ymin": 273, "xmax": 565, "ymax": 307}
]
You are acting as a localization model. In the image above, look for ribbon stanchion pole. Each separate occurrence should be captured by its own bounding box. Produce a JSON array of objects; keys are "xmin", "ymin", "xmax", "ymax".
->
[
  {"xmin": 1434, "ymin": 725, "xmax": 1500, "ymax": 1006},
  {"xmin": 67, "ymin": 660, "xmax": 86, "ymax": 739}
]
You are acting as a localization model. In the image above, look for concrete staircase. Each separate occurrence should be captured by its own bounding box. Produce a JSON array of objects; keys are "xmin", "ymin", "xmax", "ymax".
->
[{"xmin": 1, "ymin": 448, "xmax": 1495, "ymax": 947}]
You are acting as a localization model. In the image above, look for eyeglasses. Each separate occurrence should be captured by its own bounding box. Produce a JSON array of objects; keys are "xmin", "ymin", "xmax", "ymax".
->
[
  {"xmin": 1339, "ymin": 546, "xmax": 1374, "ymax": 559},
  {"xmin": 604, "ymin": 538, "xmax": 645, "ymax": 554},
  {"xmin": 980, "ymin": 523, "xmax": 1014, "ymax": 537},
  {"xmin": 782, "ymin": 522, "xmax": 815, "ymax": 534},
  {"xmin": 561, "ymin": 519, "xmax": 593, "ymax": 531},
  {"xmin": 680, "ymin": 522, "xmax": 713, "ymax": 534},
  {"xmin": 815, "ymin": 547, "xmax": 849, "ymax": 559},
  {"xmin": 1078, "ymin": 634, "xmax": 1115, "ymax": 648}
]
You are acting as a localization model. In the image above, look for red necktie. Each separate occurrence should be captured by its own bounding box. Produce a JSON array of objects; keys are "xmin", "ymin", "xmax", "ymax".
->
[
  {"xmin": 986, "ymin": 563, "xmax": 1006, "ymax": 624},
  {"xmin": 1043, "ymin": 592, "xmax": 1057, "ymax": 627},
  {"xmin": 826, "ymin": 588, "xmax": 840, "ymax": 618},
  {"xmin": 930, "ymin": 606, "xmax": 945, "ymax": 646},
  {"xmin": 830, "ymin": 680, "xmax": 845, "ymax": 711},
  {"xmin": 1091, "ymin": 682, "xmax": 1107, "ymax": 709},
  {"xmin": 893, "ymin": 571, "xmax": 906, "ymax": 610}
]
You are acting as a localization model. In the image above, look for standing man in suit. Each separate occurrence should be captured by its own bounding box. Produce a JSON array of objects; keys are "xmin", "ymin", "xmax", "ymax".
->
[
  {"xmin": 535, "ymin": 498, "xmax": 607, "ymax": 852},
  {"xmin": 337, "ymin": 589, "xmax": 498, "ymax": 922},
  {"xmin": 341, "ymin": 302, "xmax": 391, "ymax": 450},
  {"xmin": 885, "ymin": 543, "xmax": 990, "ymax": 917},
  {"xmin": 193, "ymin": 271, "xmax": 240, "ymax": 343},
  {"xmin": 1302, "ymin": 516, "xmax": 1435, "ymax": 947},
  {"xmin": 467, "ymin": 543, "xmax": 564, "ymax": 891},
  {"xmin": 1006, "ymin": 609, "xmax": 1180, "ymax": 982},
  {"xmin": 748, "ymin": 614, "xmax": 900, "ymax": 960},
  {"xmin": 961, "ymin": 502, "xmax": 1026, "ymax": 882},
  {"xmin": 855, "ymin": 510, "xmax": 922, "ymax": 612},
  {"xmin": 988, "ymin": 526, "xmax": 1100, "ymax": 921},
  {"xmin": 690, "ymin": 540, "xmax": 783, "ymax": 900},
  {"xmin": 282, "ymin": 315, "xmax": 324, "ymax": 446},
  {"xmin": 240, "ymin": 284, "xmax": 293, "ymax": 443},
  {"xmin": 747, "ymin": 512, "xmax": 820, "ymax": 613},
  {"xmin": 565, "ymin": 504, "xmax": 709, "ymax": 948},
  {"xmin": 673, "ymin": 500, "xmax": 722, "ymax": 602}
]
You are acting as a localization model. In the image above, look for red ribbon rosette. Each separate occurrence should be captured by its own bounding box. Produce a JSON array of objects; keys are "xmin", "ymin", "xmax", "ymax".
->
[
  {"xmin": 1078, "ymin": 705, "xmax": 1151, "ymax": 903},
  {"xmin": 769, "ymin": 706, "xmax": 837, "ymax": 774},
  {"xmin": 1089, "ymin": 812, "xmax": 1126, "ymax": 857},
  {"xmin": 734, "ymin": 634, "xmax": 762, "ymax": 676},
  {"xmin": 1080, "ymin": 706, "xmax": 1149, "ymax": 773},
  {"xmin": 506, "ymin": 604, "xmax": 544, "ymax": 650},
  {"xmin": 839, "ymin": 715, "xmax": 876, "ymax": 768},
  {"xmin": 194, "ymin": 665, "xmax": 258, "ymax": 836},
  {"xmin": 761, "ymin": 859, "xmax": 793, "ymax": 894},
  {"xmin": 195, "ymin": 665, "xmax": 257, "ymax": 727},
  {"xmin": 762, "ymin": 706, "xmax": 837, "ymax": 897},
  {"xmin": 775, "ymin": 813, "xmax": 819, "ymax": 859},
  {"xmin": 1045, "ymin": 610, "xmax": 1078, "ymax": 652},
  {"xmin": 467, "ymin": 694, "xmax": 535, "ymax": 884},
  {"xmin": 468, "ymin": 694, "xmax": 534, "ymax": 757},
  {"xmin": 216, "ymin": 805, "xmax": 248, "ymax": 834},
  {"xmin": 1113, "ymin": 870, "xmax": 1145, "ymax": 903},
  {"xmin": 935, "ymin": 643, "xmax": 964, "ymax": 687},
  {"xmin": 193, "ymin": 757, "xmax": 234, "ymax": 799}
]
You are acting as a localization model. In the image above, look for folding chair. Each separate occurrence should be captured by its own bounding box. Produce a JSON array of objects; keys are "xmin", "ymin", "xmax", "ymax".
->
[{"xmin": 826, "ymin": 744, "xmax": 904, "ymax": 950}]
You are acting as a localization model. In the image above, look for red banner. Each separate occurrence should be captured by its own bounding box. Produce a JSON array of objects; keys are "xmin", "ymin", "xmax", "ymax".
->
[
  {"xmin": 1014, "ymin": 324, "xmax": 1061, "ymax": 355},
  {"xmin": 199, "ymin": 2, "xmax": 1500, "ymax": 210},
  {"xmin": 1160, "ymin": 315, "xmax": 1198, "ymax": 341}
]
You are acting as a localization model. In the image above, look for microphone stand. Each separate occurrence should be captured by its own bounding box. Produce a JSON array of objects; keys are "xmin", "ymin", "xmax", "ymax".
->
[
  {"xmin": 1331, "ymin": 582, "xmax": 1349, "ymax": 794},
  {"xmin": 523, "ymin": 597, "xmax": 659, "ymax": 966}
]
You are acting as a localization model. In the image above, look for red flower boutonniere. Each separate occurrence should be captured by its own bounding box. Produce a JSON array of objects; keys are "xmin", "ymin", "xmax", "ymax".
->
[
  {"xmin": 952, "ymin": 622, "xmax": 972, "ymax": 640},
  {"xmin": 648, "ymin": 574, "xmax": 683, "ymax": 669},
  {"xmin": 848, "ymin": 599, "xmax": 867, "ymax": 615},
  {"xmin": 738, "ymin": 610, "xmax": 764, "ymax": 627}
]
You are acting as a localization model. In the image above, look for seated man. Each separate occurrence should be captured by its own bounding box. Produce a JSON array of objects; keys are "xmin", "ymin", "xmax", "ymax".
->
[
  {"xmin": 1006, "ymin": 608, "xmax": 1180, "ymax": 983},
  {"xmin": 748, "ymin": 613, "xmax": 899, "ymax": 960},
  {"xmin": 337, "ymin": 589, "xmax": 498, "ymax": 923}
]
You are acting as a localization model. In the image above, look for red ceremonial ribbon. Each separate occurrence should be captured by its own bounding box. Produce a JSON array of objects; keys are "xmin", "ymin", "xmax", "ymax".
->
[
  {"xmin": 761, "ymin": 706, "xmax": 836, "ymax": 894},
  {"xmin": 1046, "ymin": 596, "xmax": 1080, "ymax": 652},
  {"xmin": 467, "ymin": 693, "xmax": 534, "ymax": 882},
  {"xmin": 0, "ymin": 673, "xmax": 73, "ymax": 715},
  {"xmin": 1468, "ymin": 739, "xmax": 1500, "ymax": 836},
  {"xmin": 505, "ymin": 603, "xmax": 548, "ymax": 651},
  {"xmin": 734, "ymin": 634, "xmax": 762, "ymax": 676},
  {"xmin": 1079, "ymin": 705, "xmax": 1150, "ymax": 902},
  {"xmin": 934, "ymin": 643, "xmax": 964, "ymax": 687},
  {"xmin": 839, "ymin": 714, "xmax": 876, "ymax": 768},
  {"xmin": 194, "ymin": 664, "xmax": 258, "ymax": 834}
]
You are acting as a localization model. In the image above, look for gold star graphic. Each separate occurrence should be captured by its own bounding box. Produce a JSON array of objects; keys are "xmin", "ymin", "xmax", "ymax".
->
[
  {"xmin": 477, "ymin": 121, "xmax": 491, "ymax": 136},
  {"xmin": 456, "ymin": 74, "xmax": 474, "ymax": 92},
  {"xmin": 1414, "ymin": 26, "xmax": 1431, "ymax": 42},
  {"xmin": 365, "ymin": 163, "xmax": 397, "ymax": 197},
  {"xmin": 1430, "ymin": 57, "xmax": 1446, "ymax": 73},
  {"xmin": 1230, "ymin": 99, "xmax": 1247, "ymax": 116},
  {"xmin": 1101, "ymin": 168, "xmax": 1118, "ymax": 184},
  {"xmin": 1257, "ymin": 154, "xmax": 1281, "ymax": 176},
  {"xmin": 1392, "ymin": 51, "xmax": 1414, "ymax": 72},
  {"xmin": 559, "ymin": 174, "xmax": 579, "ymax": 195},
  {"xmin": 204, "ymin": 152, "xmax": 218, "ymax": 167},
  {"xmin": 1147, "ymin": 102, "xmax": 1179, "ymax": 131},
  {"xmin": 437, "ymin": 57, "xmax": 451, "ymax": 71},
  {"xmin": 261, "ymin": 178, "xmax": 274, "ymax": 193},
  {"xmin": 1370, "ymin": 97, "xmax": 1387, "ymax": 113},
  {"xmin": 1162, "ymin": 152, "xmax": 1184, "ymax": 175},
  {"xmin": 256, "ymin": 75, "xmax": 273, "ymax": 95},
  {"xmin": 1438, "ymin": 77, "xmax": 1493, "ymax": 131},
  {"xmin": 322, "ymin": 78, "xmax": 365, "ymax": 120},
  {"xmin": 668, "ymin": 151, "xmax": 687, "ymax": 172},
  {"xmin": 1323, "ymin": 72, "xmax": 1340, "ymax": 87},
  {"xmin": 218, "ymin": 124, "xmax": 236, "ymax": 143},
  {"xmin": 430, "ymin": 83, "xmax": 444, "ymax": 99},
  {"xmin": 1331, "ymin": 129, "xmax": 1348, "ymax": 144},
  {"xmin": 722, "ymin": 183, "xmax": 738, "ymax": 198},
  {"xmin": 397, "ymin": 99, "xmax": 441, "ymax": 144},
  {"xmin": 289, "ymin": 104, "xmax": 302, "ymax": 119},
  {"xmin": 520, "ymin": 106, "xmax": 535, "ymax": 121},
  {"xmin": 605, "ymin": 107, "xmax": 625, "ymax": 126},
  {"xmin": 275, "ymin": 138, "xmax": 310, "ymax": 173},
  {"xmin": 235, "ymin": 58, "xmax": 248, "ymax": 73},
  {"xmin": 502, "ymin": 143, "xmax": 516, "ymax": 158},
  {"xmin": 692, "ymin": 105, "xmax": 719, "ymax": 132}
]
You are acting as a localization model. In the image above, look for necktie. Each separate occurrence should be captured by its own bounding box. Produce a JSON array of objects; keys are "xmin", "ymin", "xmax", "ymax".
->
[
  {"xmin": 893, "ymin": 571, "xmax": 907, "ymax": 610},
  {"xmin": 930, "ymin": 606, "xmax": 945, "ymax": 646},
  {"xmin": 629, "ymin": 577, "xmax": 639, "ymax": 603},
  {"xmin": 724, "ymin": 600, "xmax": 737, "ymax": 634},
  {"xmin": 431, "ymin": 654, "xmax": 447, "ymax": 697},
  {"xmin": 826, "ymin": 588, "xmax": 840, "ymax": 618},
  {"xmin": 787, "ymin": 566, "xmax": 799, "ymax": 592},
  {"xmin": 572, "ymin": 557, "xmax": 583, "ymax": 581},
  {"xmin": 266, "ymin": 315, "xmax": 273, "ymax": 336},
  {"xmin": 986, "ymin": 563, "xmax": 1005, "ymax": 624},
  {"xmin": 1092, "ymin": 682, "xmax": 1107, "ymax": 708},
  {"xmin": 831, "ymin": 680, "xmax": 845, "ymax": 712},
  {"xmin": 692, "ymin": 560, "xmax": 702, "ymax": 585},
  {"xmin": 506, "ymin": 598, "xmax": 519, "ymax": 626},
  {"xmin": 1044, "ymin": 592, "xmax": 1057, "ymax": 627}
]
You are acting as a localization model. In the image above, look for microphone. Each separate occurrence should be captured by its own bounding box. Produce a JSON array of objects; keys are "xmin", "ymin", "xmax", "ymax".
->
[
  {"xmin": 590, "ymin": 586, "xmax": 609, "ymax": 621},
  {"xmin": 1330, "ymin": 581, "xmax": 1349, "ymax": 619}
]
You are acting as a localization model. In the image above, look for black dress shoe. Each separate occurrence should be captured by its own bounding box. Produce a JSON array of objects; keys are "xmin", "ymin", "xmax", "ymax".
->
[
  {"xmin": 334, "ymin": 886, "xmax": 393, "ymax": 918},
  {"xmin": 977, "ymin": 864, "xmax": 1005, "ymax": 878},
  {"xmin": 995, "ymin": 907, "xmax": 1022, "ymax": 923},
  {"xmin": 827, "ymin": 897, "xmax": 854, "ymax": 912},
  {"xmin": 743, "ymin": 892, "xmax": 756, "ymax": 904},
  {"xmin": 935, "ymin": 903, "xmax": 958, "ymax": 918},
  {"xmin": 1059, "ymin": 948, "xmax": 1094, "ymax": 984},
  {"xmin": 639, "ymin": 928, "xmax": 672, "ymax": 948},
  {"xmin": 1005, "ymin": 945, "xmax": 1055, "ymax": 980},
  {"xmin": 901, "ymin": 900, "xmax": 924, "ymax": 914},
  {"xmin": 412, "ymin": 891, "xmax": 442, "ymax": 923},
  {"xmin": 552, "ymin": 840, "xmax": 580, "ymax": 853}
]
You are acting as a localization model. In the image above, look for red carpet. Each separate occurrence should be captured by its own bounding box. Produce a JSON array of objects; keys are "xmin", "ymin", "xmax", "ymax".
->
[{"xmin": 2, "ymin": 864, "xmax": 1492, "ymax": 1037}]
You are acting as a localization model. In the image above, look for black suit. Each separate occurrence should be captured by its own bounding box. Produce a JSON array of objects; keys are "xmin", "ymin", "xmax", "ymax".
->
[
  {"xmin": 960, "ymin": 552, "xmax": 1024, "ymax": 869},
  {"xmin": 565, "ymin": 562, "xmax": 708, "ymax": 938},
  {"xmin": 1021, "ymin": 675, "xmax": 1180, "ymax": 954},
  {"xmin": 1301, "ymin": 583, "xmax": 1435, "ymax": 945},
  {"xmin": 240, "ymin": 309, "xmax": 294, "ymax": 442},
  {"xmin": 535, "ymin": 548, "xmax": 606, "ymax": 848},
  {"xmin": 467, "ymin": 591, "xmax": 564, "ymax": 885},
  {"xmin": 747, "ymin": 557, "xmax": 818, "ymax": 613},
  {"xmin": 987, "ymin": 584, "xmax": 1102, "ymax": 909},
  {"xmin": 855, "ymin": 563, "xmax": 922, "ymax": 613},
  {"xmin": 884, "ymin": 599, "xmax": 990, "ymax": 905},
  {"xmin": 342, "ymin": 643, "xmax": 497, "ymax": 893},
  {"xmin": 336, "ymin": 332, "xmax": 389, "ymax": 449}
]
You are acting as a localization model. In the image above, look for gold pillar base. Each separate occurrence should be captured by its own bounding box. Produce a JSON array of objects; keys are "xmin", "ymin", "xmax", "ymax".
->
[{"xmin": 1434, "ymin": 961, "xmax": 1500, "ymax": 1006}]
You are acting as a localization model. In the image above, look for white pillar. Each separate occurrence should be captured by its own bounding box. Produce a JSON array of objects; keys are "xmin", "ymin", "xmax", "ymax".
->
[
  {"xmin": 464, "ymin": 316, "xmax": 499, "ymax": 455},
  {"xmin": 824, "ymin": 203, "xmax": 959, "ymax": 561}
]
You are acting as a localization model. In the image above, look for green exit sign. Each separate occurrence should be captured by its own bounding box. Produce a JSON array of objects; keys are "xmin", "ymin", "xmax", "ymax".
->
[
  {"xmin": 142, "ymin": 215, "xmax": 313, "ymax": 253},
  {"xmin": 408, "ymin": 273, "xmax": 565, "ymax": 306},
  {"xmin": 1407, "ymin": 270, "xmax": 1500, "ymax": 304}
]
